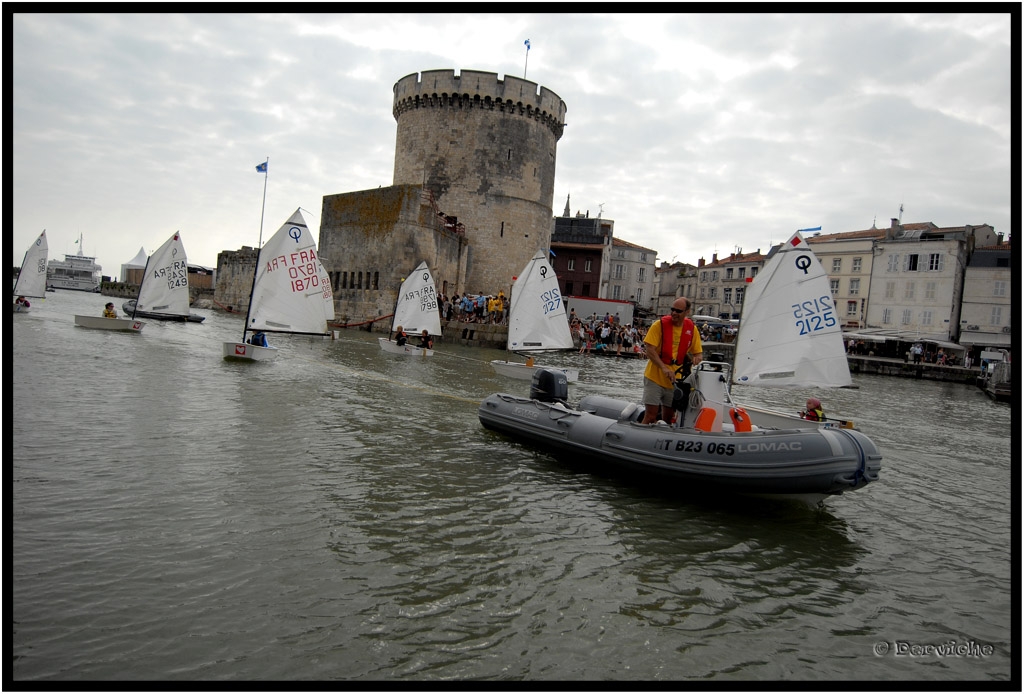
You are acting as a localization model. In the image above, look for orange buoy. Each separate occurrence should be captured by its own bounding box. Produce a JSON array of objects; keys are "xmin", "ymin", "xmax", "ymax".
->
[
  {"xmin": 729, "ymin": 407, "xmax": 752, "ymax": 432},
  {"xmin": 694, "ymin": 406, "xmax": 718, "ymax": 432}
]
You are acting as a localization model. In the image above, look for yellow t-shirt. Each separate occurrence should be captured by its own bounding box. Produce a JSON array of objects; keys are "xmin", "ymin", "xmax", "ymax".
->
[{"xmin": 643, "ymin": 318, "xmax": 703, "ymax": 388}]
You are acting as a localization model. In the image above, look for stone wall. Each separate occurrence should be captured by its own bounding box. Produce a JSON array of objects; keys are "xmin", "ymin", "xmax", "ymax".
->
[
  {"xmin": 318, "ymin": 185, "xmax": 467, "ymax": 331},
  {"xmin": 214, "ymin": 246, "xmax": 258, "ymax": 313}
]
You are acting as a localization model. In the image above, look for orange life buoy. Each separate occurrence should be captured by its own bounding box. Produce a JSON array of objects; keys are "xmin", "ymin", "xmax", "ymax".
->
[{"xmin": 729, "ymin": 407, "xmax": 752, "ymax": 432}]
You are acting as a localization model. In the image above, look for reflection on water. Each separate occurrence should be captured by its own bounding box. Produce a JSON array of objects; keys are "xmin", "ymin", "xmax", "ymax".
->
[{"xmin": 11, "ymin": 290, "xmax": 1013, "ymax": 682}]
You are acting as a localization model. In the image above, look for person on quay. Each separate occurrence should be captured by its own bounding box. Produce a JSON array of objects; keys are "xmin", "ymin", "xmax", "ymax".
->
[
  {"xmin": 800, "ymin": 397, "xmax": 825, "ymax": 422},
  {"xmin": 641, "ymin": 297, "xmax": 703, "ymax": 424},
  {"xmin": 418, "ymin": 329, "xmax": 433, "ymax": 350},
  {"xmin": 103, "ymin": 302, "xmax": 118, "ymax": 318}
]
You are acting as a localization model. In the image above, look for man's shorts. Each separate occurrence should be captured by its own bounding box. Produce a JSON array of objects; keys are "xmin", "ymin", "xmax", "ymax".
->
[{"xmin": 642, "ymin": 377, "xmax": 674, "ymax": 408}]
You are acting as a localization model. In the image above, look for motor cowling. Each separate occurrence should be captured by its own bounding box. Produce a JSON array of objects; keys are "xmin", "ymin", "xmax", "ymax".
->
[{"xmin": 531, "ymin": 368, "xmax": 568, "ymax": 403}]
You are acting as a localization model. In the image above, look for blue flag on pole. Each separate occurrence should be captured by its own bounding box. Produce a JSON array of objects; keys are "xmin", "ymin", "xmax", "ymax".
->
[
  {"xmin": 797, "ymin": 226, "xmax": 821, "ymax": 232},
  {"xmin": 255, "ymin": 161, "xmax": 268, "ymax": 173},
  {"xmin": 524, "ymin": 39, "xmax": 530, "ymax": 51}
]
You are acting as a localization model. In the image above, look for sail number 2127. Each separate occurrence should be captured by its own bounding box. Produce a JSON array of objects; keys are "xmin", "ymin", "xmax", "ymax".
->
[
  {"xmin": 540, "ymin": 288, "xmax": 562, "ymax": 315},
  {"xmin": 792, "ymin": 295, "xmax": 836, "ymax": 335}
]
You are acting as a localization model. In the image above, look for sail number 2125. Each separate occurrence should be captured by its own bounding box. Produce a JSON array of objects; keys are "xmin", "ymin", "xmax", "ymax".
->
[{"xmin": 792, "ymin": 295, "xmax": 837, "ymax": 335}]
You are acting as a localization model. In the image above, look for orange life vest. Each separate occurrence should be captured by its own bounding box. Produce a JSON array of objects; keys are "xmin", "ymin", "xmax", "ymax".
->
[{"xmin": 659, "ymin": 314, "xmax": 695, "ymax": 366}]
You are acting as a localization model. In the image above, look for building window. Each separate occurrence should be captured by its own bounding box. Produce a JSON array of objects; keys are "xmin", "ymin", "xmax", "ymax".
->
[
  {"xmin": 849, "ymin": 278, "xmax": 860, "ymax": 296},
  {"xmin": 882, "ymin": 308, "xmax": 892, "ymax": 324},
  {"xmin": 846, "ymin": 300, "xmax": 857, "ymax": 316},
  {"xmin": 994, "ymin": 281, "xmax": 1007, "ymax": 297},
  {"xmin": 614, "ymin": 264, "xmax": 624, "ymax": 280},
  {"xmin": 830, "ymin": 279, "xmax": 840, "ymax": 295},
  {"xmin": 852, "ymin": 257, "xmax": 862, "ymax": 273},
  {"xmin": 736, "ymin": 287, "xmax": 744, "ymax": 305},
  {"xmin": 901, "ymin": 309, "xmax": 912, "ymax": 325},
  {"xmin": 711, "ymin": 270, "xmax": 719, "ymax": 281},
  {"xmin": 750, "ymin": 267, "xmax": 758, "ymax": 279},
  {"xmin": 726, "ymin": 268, "xmax": 734, "ymax": 279},
  {"xmin": 723, "ymin": 288, "xmax": 732, "ymax": 304},
  {"xmin": 566, "ymin": 282, "xmax": 574, "ymax": 295},
  {"xmin": 568, "ymin": 258, "xmax": 575, "ymax": 271},
  {"xmin": 700, "ymin": 287, "xmax": 705, "ymax": 299},
  {"xmin": 832, "ymin": 258, "xmax": 842, "ymax": 273},
  {"xmin": 612, "ymin": 285, "xmax": 622, "ymax": 300},
  {"xmin": 887, "ymin": 254, "xmax": 900, "ymax": 272},
  {"xmin": 921, "ymin": 310, "xmax": 933, "ymax": 326},
  {"xmin": 925, "ymin": 282, "xmax": 937, "ymax": 300},
  {"xmin": 905, "ymin": 254, "xmax": 919, "ymax": 272},
  {"xmin": 991, "ymin": 306, "xmax": 1003, "ymax": 326},
  {"xmin": 585, "ymin": 259, "xmax": 592, "ymax": 273},
  {"xmin": 738, "ymin": 268, "xmax": 746, "ymax": 279},
  {"xmin": 617, "ymin": 250, "xmax": 625, "ymax": 258},
  {"xmin": 637, "ymin": 267, "xmax": 646, "ymax": 283},
  {"xmin": 582, "ymin": 282, "xmax": 591, "ymax": 296},
  {"xmin": 904, "ymin": 282, "xmax": 915, "ymax": 300},
  {"xmin": 708, "ymin": 287, "xmax": 717, "ymax": 299},
  {"xmin": 700, "ymin": 271, "xmax": 707, "ymax": 282},
  {"xmin": 636, "ymin": 288, "xmax": 644, "ymax": 303},
  {"xmin": 640, "ymin": 253, "xmax": 647, "ymax": 262},
  {"xmin": 928, "ymin": 253, "xmax": 943, "ymax": 271},
  {"xmin": 885, "ymin": 281, "xmax": 895, "ymax": 299}
]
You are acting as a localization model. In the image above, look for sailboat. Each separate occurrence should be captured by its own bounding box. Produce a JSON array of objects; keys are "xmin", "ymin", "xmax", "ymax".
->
[
  {"xmin": 723, "ymin": 229, "xmax": 856, "ymax": 427},
  {"xmin": 123, "ymin": 231, "xmax": 205, "ymax": 323},
  {"xmin": 222, "ymin": 208, "xmax": 335, "ymax": 362},
  {"xmin": 490, "ymin": 250, "xmax": 579, "ymax": 382},
  {"xmin": 13, "ymin": 230, "xmax": 48, "ymax": 312},
  {"xmin": 378, "ymin": 261, "xmax": 442, "ymax": 356}
]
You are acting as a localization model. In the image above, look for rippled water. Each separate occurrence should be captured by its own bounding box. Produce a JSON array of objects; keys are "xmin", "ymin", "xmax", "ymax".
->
[{"xmin": 12, "ymin": 290, "xmax": 1013, "ymax": 682}]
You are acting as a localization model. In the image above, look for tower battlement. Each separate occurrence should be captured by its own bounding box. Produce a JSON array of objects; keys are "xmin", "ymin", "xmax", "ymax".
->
[{"xmin": 393, "ymin": 69, "xmax": 566, "ymax": 139}]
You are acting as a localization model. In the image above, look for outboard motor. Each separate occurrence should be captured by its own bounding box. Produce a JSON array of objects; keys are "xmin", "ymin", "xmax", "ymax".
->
[{"xmin": 530, "ymin": 368, "xmax": 568, "ymax": 404}]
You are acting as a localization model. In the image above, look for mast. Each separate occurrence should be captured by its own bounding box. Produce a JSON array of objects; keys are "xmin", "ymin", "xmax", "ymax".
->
[
  {"xmin": 131, "ymin": 251, "xmax": 153, "ymax": 320},
  {"xmin": 241, "ymin": 158, "xmax": 269, "ymax": 341}
]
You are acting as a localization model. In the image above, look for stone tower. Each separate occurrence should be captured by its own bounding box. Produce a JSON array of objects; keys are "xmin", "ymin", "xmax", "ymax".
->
[{"xmin": 392, "ymin": 69, "xmax": 566, "ymax": 293}]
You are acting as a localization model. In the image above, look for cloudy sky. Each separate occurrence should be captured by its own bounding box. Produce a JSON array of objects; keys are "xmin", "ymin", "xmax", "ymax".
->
[{"xmin": 11, "ymin": 12, "xmax": 1013, "ymax": 278}]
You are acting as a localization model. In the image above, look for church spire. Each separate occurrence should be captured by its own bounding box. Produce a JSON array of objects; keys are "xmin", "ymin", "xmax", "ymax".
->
[{"xmin": 563, "ymin": 193, "xmax": 570, "ymax": 218}]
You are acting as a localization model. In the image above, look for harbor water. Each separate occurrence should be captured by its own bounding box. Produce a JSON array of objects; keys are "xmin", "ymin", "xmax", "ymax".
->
[{"xmin": 11, "ymin": 290, "xmax": 1014, "ymax": 683}]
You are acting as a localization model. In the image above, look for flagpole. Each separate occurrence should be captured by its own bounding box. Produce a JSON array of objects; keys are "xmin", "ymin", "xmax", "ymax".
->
[
  {"xmin": 524, "ymin": 39, "xmax": 530, "ymax": 78},
  {"xmin": 258, "ymin": 157, "xmax": 269, "ymax": 247}
]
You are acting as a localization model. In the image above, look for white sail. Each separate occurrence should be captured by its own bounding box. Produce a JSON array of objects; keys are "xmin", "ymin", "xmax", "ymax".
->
[
  {"xmin": 133, "ymin": 231, "xmax": 190, "ymax": 318},
  {"xmin": 391, "ymin": 261, "xmax": 442, "ymax": 335},
  {"xmin": 733, "ymin": 231, "xmax": 852, "ymax": 388},
  {"xmin": 15, "ymin": 230, "xmax": 49, "ymax": 298},
  {"xmin": 248, "ymin": 209, "xmax": 335, "ymax": 335},
  {"xmin": 507, "ymin": 250, "xmax": 574, "ymax": 352}
]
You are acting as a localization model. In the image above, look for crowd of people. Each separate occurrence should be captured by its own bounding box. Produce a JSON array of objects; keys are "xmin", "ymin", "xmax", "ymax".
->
[
  {"xmin": 435, "ymin": 291, "xmax": 510, "ymax": 325},
  {"xmin": 569, "ymin": 311, "xmax": 644, "ymax": 357}
]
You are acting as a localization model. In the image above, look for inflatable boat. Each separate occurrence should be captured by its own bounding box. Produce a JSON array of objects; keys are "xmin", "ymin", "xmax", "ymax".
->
[{"xmin": 478, "ymin": 364, "xmax": 882, "ymax": 505}]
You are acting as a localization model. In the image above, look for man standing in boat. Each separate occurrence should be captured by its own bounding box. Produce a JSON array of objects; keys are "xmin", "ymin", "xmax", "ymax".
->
[{"xmin": 640, "ymin": 298, "xmax": 703, "ymax": 424}]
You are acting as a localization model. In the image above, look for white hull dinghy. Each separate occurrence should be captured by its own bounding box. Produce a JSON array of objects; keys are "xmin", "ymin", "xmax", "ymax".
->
[
  {"xmin": 74, "ymin": 315, "xmax": 145, "ymax": 332},
  {"xmin": 222, "ymin": 208, "xmax": 334, "ymax": 362},
  {"xmin": 490, "ymin": 250, "xmax": 579, "ymax": 383},
  {"xmin": 479, "ymin": 364, "xmax": 881, "ymax": 504},
  {"xmin": 379, "ymin": 261, "xmax": 442, "ymax": 357},
  {"xmin": 14, "ymin": 230, "xmax": 49, "ymax": 313},
  {"xmin": 126, "ymin": 231, "xmax": 206, "ymax": 324}
]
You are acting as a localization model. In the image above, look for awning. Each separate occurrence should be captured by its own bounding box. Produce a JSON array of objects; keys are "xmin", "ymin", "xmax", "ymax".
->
[
  {"xmin": 841, "ymin": 332, "xmax": 888, "ymax": 343},
  {"xmin": 959, "ymin": 331, "xmax": 1013, "ymax": 347},
  {"xmin": 919, "ymin": 338, "xmax": 965, "ymax": 352}
]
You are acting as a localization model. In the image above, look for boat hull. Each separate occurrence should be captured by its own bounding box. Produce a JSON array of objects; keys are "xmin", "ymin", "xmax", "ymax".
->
[
  {"xmin": 490, "ymin": 360, "xmax": 579, "ymax": 383},
  {"xmin": 478, "ymin": 392, "xmax": 881, "ymax": 502},
  {"xmin": 13, "ymin": 303, "xmax": 32, "ymax": 313},
  {"xmin": 74, "ymin": 315, "xmax": 144, "ymax": 332},
  {"xmin": 123, "ymin": 300, "xmax": 205, "ymax": 323},
  {"xmin": 379, "ymin": 337, "xmax": 433, "ymax": 357},
  {"xmin": 223, "ymin": 342, "xmax": 279, "ymax": 361}
]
